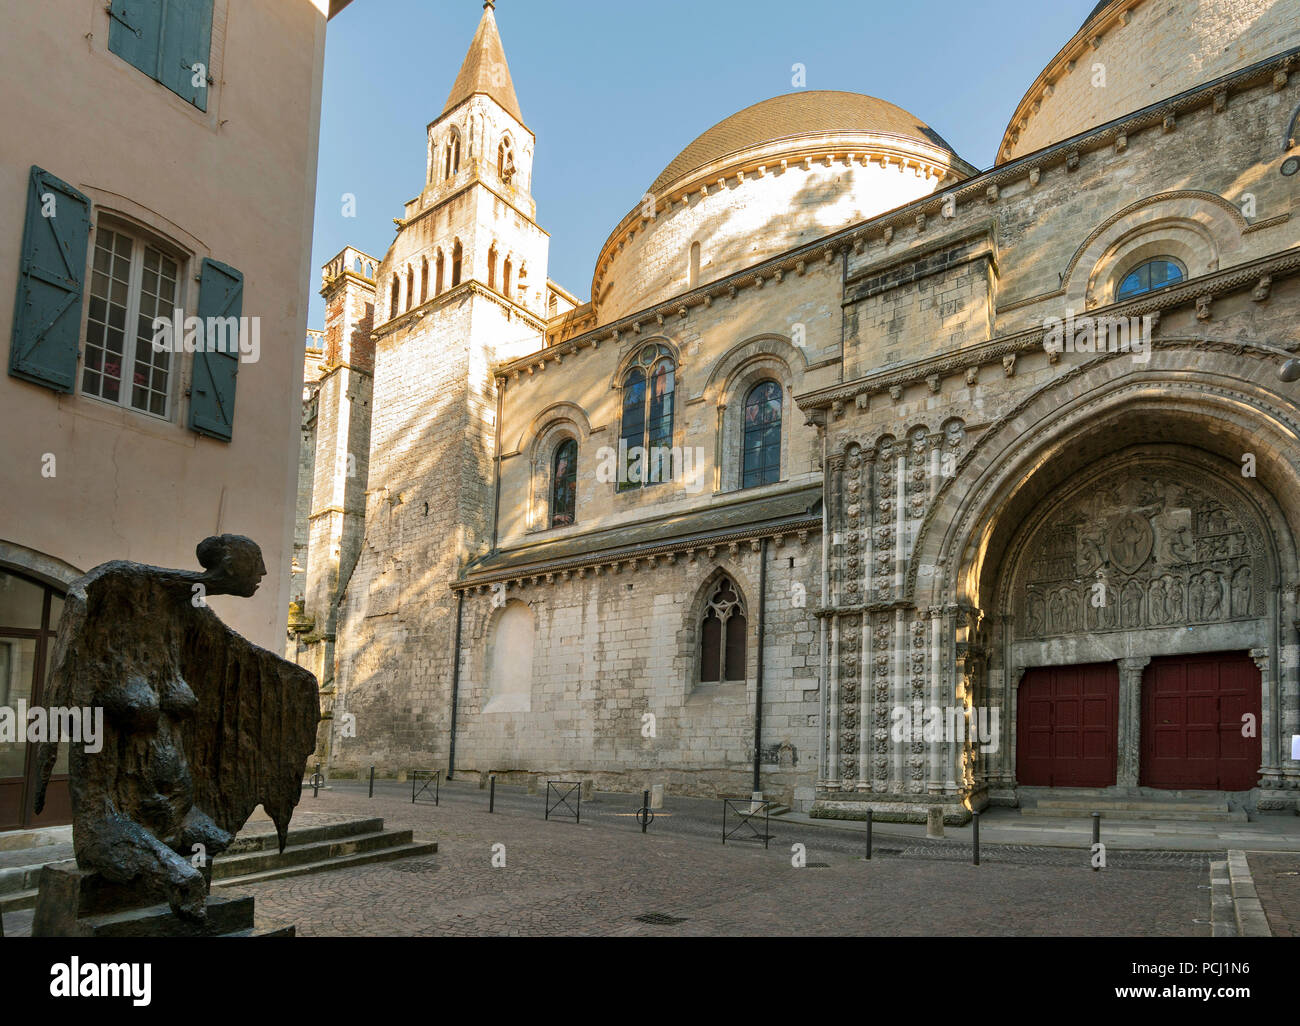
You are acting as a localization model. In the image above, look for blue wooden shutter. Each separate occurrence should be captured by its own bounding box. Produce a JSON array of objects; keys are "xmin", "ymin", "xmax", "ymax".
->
[
  {"xmin": 9, "ymin": 167, "xmax": 92, "ymax": 393},
  {"xmin": 160, "ymin": 0, "xmax": 214, "ymax": 111},
  {"xmin": 107, "ymin": 0, "xmax": 165, "ymax": 81},
  {"xmin": 188, "ymin": 258, "xmax": 242, "ymax": 441}
]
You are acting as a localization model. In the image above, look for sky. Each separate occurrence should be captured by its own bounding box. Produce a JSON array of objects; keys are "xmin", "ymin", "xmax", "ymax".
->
[{"xmin": 308, "ymin": 0, "xmax": 1098, "ymax": 328}]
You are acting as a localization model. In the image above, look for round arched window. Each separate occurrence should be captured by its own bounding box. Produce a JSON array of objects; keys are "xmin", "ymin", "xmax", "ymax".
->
[
  {"xmin": 1116, "ymin": 257, "xmax": 1185, "ymax": 301},
  {"xmin": 742, "ymin": 380, "xmax": 782, "ymax": 489}
]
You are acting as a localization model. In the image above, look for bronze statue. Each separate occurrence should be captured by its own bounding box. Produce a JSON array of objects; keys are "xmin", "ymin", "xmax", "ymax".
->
[{"xmin": 33, "ymin": 536, "xmax": 318, "ymax": 921}]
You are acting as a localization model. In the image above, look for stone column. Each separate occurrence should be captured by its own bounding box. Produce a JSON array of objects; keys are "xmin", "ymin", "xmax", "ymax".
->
[{"xmin": 1117, "ymin": 657, "xmax": 1150, "ymax": 790}]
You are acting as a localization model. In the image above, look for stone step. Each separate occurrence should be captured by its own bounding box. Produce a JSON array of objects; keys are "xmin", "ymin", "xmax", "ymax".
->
[
  {"xmin": 0, "ymin": 887, "xmax": 38, "ymax": 914},
  {"xmin": 224, "ymin": 817, "xmax": 386, "ymax": 855},
  {"xmin": 48, "ymin": 890, "xmax": 256, "ymax": 938},
  {"xmin": 211, "ymin": 840, "xmax": 437, "ymax": 888},
  {"xmin": 1020, "ymin": 805, "xmax": 1245, "ymax": 822},
  {"xmin": 211, "ymin": 828, "xmax": 415, "ymax": 879},
  {"xmin": 1033, "ymin": 796, "xmax": 1229, "ymax": 810}
]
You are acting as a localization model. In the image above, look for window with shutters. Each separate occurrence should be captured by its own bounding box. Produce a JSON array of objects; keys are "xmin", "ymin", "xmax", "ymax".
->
[
  {"xmin": 107, "ymin": 0, "xmax": 215, "ymax": 111},
  {"xmin": 699, "ymin": 577, "xmax": 747, "ymax": 683},
  {"xmin": 81, "ymin": 223, "xmax": 182, "ymax": 419}
]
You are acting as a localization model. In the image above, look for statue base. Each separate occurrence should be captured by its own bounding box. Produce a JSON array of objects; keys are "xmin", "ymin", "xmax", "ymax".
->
[{"xmin": 31, "ymin": 862, "xmax": 293, "ymax": 937}]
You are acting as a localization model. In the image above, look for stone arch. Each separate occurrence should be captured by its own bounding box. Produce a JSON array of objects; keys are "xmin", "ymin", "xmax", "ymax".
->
[
  {"xmin": 707, "ymin": 338, "xmax": 802, "ymax": 494},
  {"xmin": 609, "ymin": 336, "xmax": 683, "ymax": 391},
  {"xmin": 1061, "ymin": 191, "xmax": 1250, "ymax": 309},
  {"xmin": 518, "ymin": 403, "xmax": 594, "ymax": 533},
  {"xmin": 0, "ymin": 540, "xmax": 80, "ymax": 591},
  {"xmin": 909, "ymin": 352, "xmax": 1300, "ymax": 790}
]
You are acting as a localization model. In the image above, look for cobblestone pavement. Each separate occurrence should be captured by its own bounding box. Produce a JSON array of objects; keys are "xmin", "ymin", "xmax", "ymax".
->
[
  {"xmin": 1245, "ymin": 851, "xmax": 1300, "ymax": 937},
  {"xmin": 237, "ymin": 781, "xmax": 1210, "ymax": 936}
]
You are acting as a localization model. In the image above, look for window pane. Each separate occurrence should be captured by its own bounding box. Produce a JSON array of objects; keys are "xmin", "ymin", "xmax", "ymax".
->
[
  {"xmin": 620, "ymin": 368, "xmax": 646, "ymax": 490},
  {"xmin": 700, "ymin": 613, "xmax": 721, "ymax": 682},
  {"xmin": 0, "ymin": 572, "xmax": 43, "ymax": 630},
  {"xmin": 724, "ymin": 613, "xmax": 747, "ymax": 681},
  {"xmin": 84, "ymin": 229, "xmax": 133, "ymax": 403},
  {"xmin": 0, "ymin": 638, "xmax": 37, "ymax": 779},
  {"xmin": 552, "ymin": 440, "xmax": 577, "ymax": 528},
  {"xmin": 129, "ymin": 246, "xmax": 176, "ymax": 416},
  {"xmin": 743, "ymin": 381, "xmax": 782, "ymax": 489}
]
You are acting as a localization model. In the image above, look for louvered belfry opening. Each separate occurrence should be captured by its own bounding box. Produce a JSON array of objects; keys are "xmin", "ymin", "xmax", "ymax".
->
[{"xmin": 700, "ymin": 577, "xmax": 747, "ymax": 682}]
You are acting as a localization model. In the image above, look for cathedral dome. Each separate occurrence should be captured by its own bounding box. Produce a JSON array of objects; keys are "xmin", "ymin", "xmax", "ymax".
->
[
  {"xmin": 592, "ymin": 91, "xmax": 973, "ymax": 325},
  {"xmin": 999, "ymin": 0, "xmax": 1299, "ymax": 163},
  {"xmin": 649, "ymin": 91, "xmax": 962, "ymax": 195}
]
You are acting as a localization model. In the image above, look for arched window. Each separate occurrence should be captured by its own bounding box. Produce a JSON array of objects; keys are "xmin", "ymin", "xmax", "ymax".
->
[
  {"xmin": 1116, "ymin": 257, "xmax": 1185, "ymax": 300},
  {"xmin": 405, "ymin": 266, "xmax": 414, "ymax": 310},
  {"xmin": 498, "ymin": 138, "xmax": 514, "ymax": 183},
  {"xmin": 689, "ymin": 241, "xmax": 701, "ymax": 289},
  {"xmin": 551, "ymin": 439, "xmax": 577, "ymax": 528},
  {"xmin": 420, "ymin": 258, "xmax": 428, "ymax": 304},
  {"xmin": 502, "ymin": 256, "xmax": 513, "ymax": 299},
  {"xmin": 618, "ymin": 344, "xmax": 675, "ymax": 490},
  {"xmin": 699, "ymin": 576, "xmax": 746, "ymax": 683},
  {"xmin": 451, "ymin": 240, "xmax": 463, "ymax": 287},
  {"xmin": 486, "ymin": 600, "xmax": 532, "ymax": 713},
  {"xmin": 390, "ymin": 274, "xmax": 400, "ymax": 318},
  {"xmin": 444, "ymin": 131, "xmax": 461, "ymax": 180},
  {"xmin": 742, "ymin": 380, "xmax": 782, "ymax": 488},
  {"xmin": 435, "ymin": 250, "xmax": 445, "ymax": 295},
  {"xmin": 487, "ymin": 243, "xmax": 498, "ymax": 290}
]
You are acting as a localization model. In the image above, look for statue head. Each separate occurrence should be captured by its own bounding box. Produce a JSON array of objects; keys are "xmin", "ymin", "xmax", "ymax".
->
[{"xmin": 196, "ymin": 535, "xmax": 267, "ymax": 597}]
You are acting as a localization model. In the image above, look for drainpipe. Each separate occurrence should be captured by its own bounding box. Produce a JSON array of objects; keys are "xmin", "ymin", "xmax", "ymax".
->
[
  {"xmin": 448, "ymin": 588, "xmax": 464, "ymax": 780},
  {"xmin": 752, "ymin": 535, "xmax": 769, "ymax": 793}
]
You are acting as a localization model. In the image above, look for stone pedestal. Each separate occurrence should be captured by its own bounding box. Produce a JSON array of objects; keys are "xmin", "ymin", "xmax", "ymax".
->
[
  {"xmin": 650, "ymin": 784, "xmax": 664, "ymax": 809},
  {"xmin": 32, "ymin": 862, "xmax": 293, "ymax": 938},
  {"xmin": 926, "ymin": 806, "xmax": 944, "ymax": 838}
]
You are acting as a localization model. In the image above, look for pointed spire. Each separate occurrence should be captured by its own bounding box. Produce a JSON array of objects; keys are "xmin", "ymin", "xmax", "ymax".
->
[{"xmin": 443, "ymin": 2, "xmax": 523, "ymax": 124}]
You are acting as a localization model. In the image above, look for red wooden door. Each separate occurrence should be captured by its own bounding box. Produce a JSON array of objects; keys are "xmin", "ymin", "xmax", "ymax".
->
[
  {"xmin": 1017, "ymin": 663, "xmax": 1118, "ymax": 787},
  {"xmin": 1140, "ymin": 652, "xmax": 1261, "ymax": 791}
]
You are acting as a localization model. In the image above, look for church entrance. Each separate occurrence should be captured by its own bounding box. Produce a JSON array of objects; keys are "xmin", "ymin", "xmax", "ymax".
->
[
  {"xmin": 1016, "ymin": 663, "xmax": 1118, "ymax": 787},
  {"xmin": 1140, "ymin": 651, "xmax": 1261, "ymax": 791}
]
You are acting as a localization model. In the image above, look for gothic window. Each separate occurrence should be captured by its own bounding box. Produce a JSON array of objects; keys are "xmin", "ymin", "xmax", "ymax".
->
[
  {"xmin": 618, "ymin": 344, "xmax": 675, "ymax": 491},
  {"xmin": 699, "ymin": 577, "xmax": 747, "ymax": 683},
  {"xmin": 452, "ymin": 240, "xmax": 463, "ymax": 287},
  {"xmin": 435, "ymin": 250, "xmax": 445, "ymax": 295},
  {"xmin": 742, "ymin": 380, "xmax": 782, "ymax": 488},
  {"xmin": 498, "ymin": 138, "xmax": 515, "ymax": 183},
  {"xmin": 390, "ymin": 273, "xmax": 399, "ymax": 318},
  {"xmin": 503, "ymin": 257, "xmax": 513, "ymax": 299},
  {"xmin": 405, "ymin": 266, "xmax": 414, "ymax": 310},
  {"xmin": 1116, "ymin": 257, "xmax": 1185, "ymax": 300},
  {"xmin": 551, "ymin": 439, "xmax": 577, "ymax": 528},
  {"xmin": 420, "ymin": 258, "xmax": 428, "ymax": 303},
  {"xmin": 444, "ymin": 131, "xmax": 461, "ymax": 180},
  {"xmin": 488, "ymin": 243, "xmax": 498, "ymax": 290}
]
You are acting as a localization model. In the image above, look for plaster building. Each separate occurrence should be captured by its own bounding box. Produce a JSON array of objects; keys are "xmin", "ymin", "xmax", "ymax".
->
[
  {"xmin": 0, "ymin": 0, "xmax": 349, "ymax": 832},
  {"xmin": 299, "ymin": 0, "xmax": 1300, "ymax": 819}
]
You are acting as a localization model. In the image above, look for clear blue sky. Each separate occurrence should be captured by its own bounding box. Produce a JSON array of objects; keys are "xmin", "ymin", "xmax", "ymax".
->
[{"xmin": 309, "ymin": 0, "xmax": 1095, "ymax": 328}]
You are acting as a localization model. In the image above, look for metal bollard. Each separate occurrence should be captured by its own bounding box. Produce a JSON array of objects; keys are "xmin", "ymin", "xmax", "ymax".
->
[
  {"xmin": 1092, "ymin": 811, "xmax": 1101, "ymax": 871},
  {"xmin": 489, "ymin": 775, "xmax": 496, "ymax": 813},
  {"xmin": 865, "ymin": 808, "xmax": 873, "ymax": 860},
  {"xmin": 972, "ymin": 810, "xmax": 980, "ymax": 866},
  {"xmin": 312, "ymin": 762, "xmax": 321, "ymax": 798},
  {"xmin": 368, "ymin": 766, "xmax": 375, "ymax": 798}
]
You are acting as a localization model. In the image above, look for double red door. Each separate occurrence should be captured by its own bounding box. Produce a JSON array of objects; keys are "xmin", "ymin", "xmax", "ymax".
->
[
  {"xmin": 1140, "ymin": 652, "xmax": 1261, "ymax": 791},
  {"xmin": 1017, "ymin": 663, "xmax": 1118, "ymax": 787}
]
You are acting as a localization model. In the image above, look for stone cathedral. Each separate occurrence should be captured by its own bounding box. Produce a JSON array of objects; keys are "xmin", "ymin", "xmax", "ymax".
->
[{"xmin": 290, "ymin": 0, "xmax": 1300, "ymax": 821}]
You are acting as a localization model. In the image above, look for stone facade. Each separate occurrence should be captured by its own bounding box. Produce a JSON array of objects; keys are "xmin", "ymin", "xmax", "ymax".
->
[{"xmin": 295, "ymin": 1, "xmax": 1300, "ymax": 815}]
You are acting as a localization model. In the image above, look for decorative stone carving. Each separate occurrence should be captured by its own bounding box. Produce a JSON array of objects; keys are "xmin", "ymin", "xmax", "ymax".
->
[{"xmin": 1014, "ymin": 464, "xmax": 1267, "ymax": 639}]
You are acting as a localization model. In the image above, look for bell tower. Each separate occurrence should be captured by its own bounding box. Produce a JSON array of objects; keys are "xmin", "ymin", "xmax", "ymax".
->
[{"xmin": 328, "ymin": 1, "xmax": 551, "ymax": 774}]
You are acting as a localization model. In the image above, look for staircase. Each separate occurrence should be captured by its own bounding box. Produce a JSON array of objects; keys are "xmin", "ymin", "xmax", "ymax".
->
[{"xmin": 0, "ymin": 816, "xmax": 435, "ymax": 915}]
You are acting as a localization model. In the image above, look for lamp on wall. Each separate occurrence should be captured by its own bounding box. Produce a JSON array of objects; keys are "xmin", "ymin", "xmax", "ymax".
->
[{"xmin": 1244, "ymin": 341, "xmax": 1300, "ymax": 382}]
